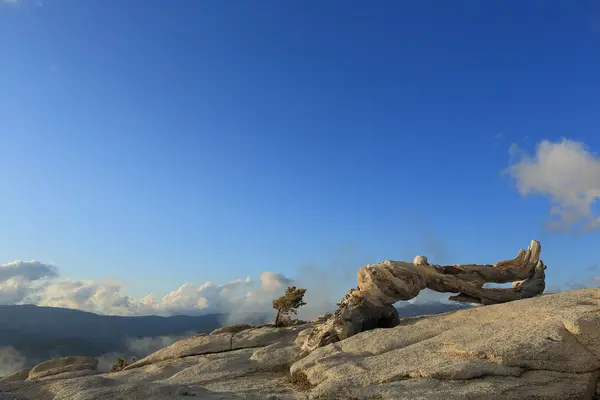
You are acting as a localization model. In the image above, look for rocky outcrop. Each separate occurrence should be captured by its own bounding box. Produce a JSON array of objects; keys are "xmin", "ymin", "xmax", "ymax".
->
[
  {"xmin": 123, "ymin": 324, "xmax": 311, "ymax": 371},
  {"xmin": 28, "ymin": 356, "xmax": 99, "ymax": 380},
  {"xmin": 291, "ymin": 288, "xmax": 600, "ymax": 399},
  {"xmin": 2, "ymin": 289, "xmax": 600, "ymax": 399}
]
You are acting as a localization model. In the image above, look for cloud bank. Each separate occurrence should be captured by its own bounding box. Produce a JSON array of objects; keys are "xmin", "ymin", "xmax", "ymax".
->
[
  {"xmin": 0, "ymin": 242, "xmax": 468, "ymax": 322},
  {"xmin": 0, "ymin": 260, "xmax": 293, "ymax": 319},
  {"xmin": 0, "ymin": 260, "xmax": 58, "ymax": 282},
  {"xmin": 506, "ymin": 138, "xmax": 600, "ymax": 231}
]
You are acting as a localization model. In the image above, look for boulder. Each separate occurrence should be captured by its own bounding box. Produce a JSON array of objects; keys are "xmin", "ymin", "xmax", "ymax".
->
[
  {"xmin": 28, "ymin": 356, "xmax": 98, "ymax": 380},
  {"xmin": 37, "ymin": 369, "xmax": 100, "ymax": 381},
  {"xmin": 295, "ymin": 327, "xmax": 314, "ymax": 345},
  {"xmin": 125, "ymin": 324, "xmax": 310, "ymax": 370},
  {"xmin": 412, "ymin": 255, "xmax": 428, "ymax": 266},
  {"xmin": 124, "ymin": 333, "xmax": 233, "ymax": 370}
]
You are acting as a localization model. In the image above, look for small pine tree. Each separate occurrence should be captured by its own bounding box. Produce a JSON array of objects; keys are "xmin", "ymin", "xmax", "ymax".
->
[
  {"xmin": 272, "ymin": 286, "xmax": 307, "ymax": 327},
  {"xmin": 110, "ymin": 356, "xmax": 129, "ymax": 372}
]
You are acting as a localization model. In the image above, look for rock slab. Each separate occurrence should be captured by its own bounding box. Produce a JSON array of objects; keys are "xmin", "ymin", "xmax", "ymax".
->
[{"xmin": 2, "ymin": 289, "xmax": 600, "ymax": 399}]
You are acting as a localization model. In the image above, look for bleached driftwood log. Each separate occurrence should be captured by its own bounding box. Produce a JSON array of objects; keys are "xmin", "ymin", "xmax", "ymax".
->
[{"xmin": 302, "ymin": 240, "xmax": 546, "ymax": 354}]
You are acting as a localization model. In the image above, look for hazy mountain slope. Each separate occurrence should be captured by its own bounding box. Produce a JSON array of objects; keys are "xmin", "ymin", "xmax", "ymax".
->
[
  {"xmin": 0, "ymin": 305, "xmax": 228, "ymax": 368},
  {"xmin": 0, "ymin": 305, "xmax": 224, "ymax": 339}
]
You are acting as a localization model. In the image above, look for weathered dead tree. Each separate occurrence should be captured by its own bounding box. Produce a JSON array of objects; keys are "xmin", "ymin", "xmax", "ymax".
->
[{"xmin": 302, "ymin": 240, "xmax": 546, "ymax": 354}]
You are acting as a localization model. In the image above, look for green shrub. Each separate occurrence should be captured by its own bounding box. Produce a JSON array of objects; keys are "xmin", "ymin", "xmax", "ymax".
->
[{"xmin": 110, "ymin": 356, "xmax": 129, "ymax": 372}]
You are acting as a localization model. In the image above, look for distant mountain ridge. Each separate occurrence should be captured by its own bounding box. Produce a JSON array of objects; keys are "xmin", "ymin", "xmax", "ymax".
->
[
  {"xmin": 0, "ymin": 305, "xmax": 232, "ymax": 369},
  {"xmin": 0, "ymin": 304, "xmax": 225, "ymax": 339}
]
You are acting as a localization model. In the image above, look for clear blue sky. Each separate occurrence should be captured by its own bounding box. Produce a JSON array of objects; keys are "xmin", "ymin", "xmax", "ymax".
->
[{"xmin": 1, "ymin": 0, "xmax": 599, "ymax": 299}]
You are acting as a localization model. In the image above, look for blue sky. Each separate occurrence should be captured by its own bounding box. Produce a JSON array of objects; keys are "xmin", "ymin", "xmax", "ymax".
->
[{"xmin": 1, "ymin": 0, "xmax": 600, "ymax": 313}]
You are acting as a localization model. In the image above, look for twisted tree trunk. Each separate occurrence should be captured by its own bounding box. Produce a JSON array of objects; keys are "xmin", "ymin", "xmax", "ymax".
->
[
  {"xmin": 302, "ymin": 240, "xmax": 546, "ymax": 354},
  {"xmin": 274, "ymin": 309, "xmax": 282, "ymax": 327}
]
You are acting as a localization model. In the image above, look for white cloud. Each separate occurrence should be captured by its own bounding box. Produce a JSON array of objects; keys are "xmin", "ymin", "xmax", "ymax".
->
[
  {"xmin": 505, "ymin": 138, "xmax": 600, "ymax": 231},
  {"xmin": 0, "ymin": 278, "xmax": 33, "ymax": 305},
  {"xmin": 0, "ymin": 261, "xmax": 293, "ymax": 319},
  {"xmin": 0, "ymin": 261, "xmax": 59, "ymax": 305},
  {"xmin": 0, "ymin": 260, "xmax": 58, "ymax": 282}
]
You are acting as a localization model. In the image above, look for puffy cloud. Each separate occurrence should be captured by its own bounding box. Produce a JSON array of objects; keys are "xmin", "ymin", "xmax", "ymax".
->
[
  {"xmin": 29, "ymin": 279, "xmax": 141, "ymax": 316},
  {"xmin": 0, "ymin": 261, "xmax": 292, "ymax": 319},
  {"xmin": 0, "ymin": 261, "xmax": 59, "ymax": 305},
  {"xmin": 259, "ymin": 272, "xmax": 293, "ymax": 289},
  {"xmin": 223, "ymin": 272, "xmax": 294, "ymax": 324},
  {"xmin": 505, "ymin": 139, "xmax": 600, "ymax": 231},
  {"xmin": 0, "ymin": 278, "xmax": 33, "ymax": 305},
  {"xmin": 0, "ymin": 260, "xmax": 58, "ymax": 282}
]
